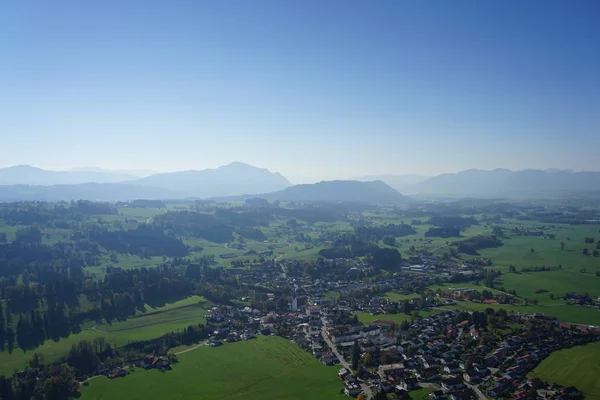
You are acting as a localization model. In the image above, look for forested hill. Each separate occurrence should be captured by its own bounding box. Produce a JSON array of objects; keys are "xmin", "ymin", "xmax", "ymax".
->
[{"xmin": 252, "ymin": 180, "xmax": 413, "ymax": 204}]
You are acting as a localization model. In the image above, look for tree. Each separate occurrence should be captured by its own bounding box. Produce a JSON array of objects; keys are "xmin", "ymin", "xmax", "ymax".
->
[
  {"xmin": 530, "ymin": 248, "xmax": 535, "ymax": 253},
  {"xmin": 560, "ymin": 241, "xmax": 565, "ymax": 251},
  {"xmin": 582, "ymin": 248, "xmax": 589, "ymax": 256},
  {"xmin": 351, "ymin": 341, "xmax": 361, "ymax": 370},
  {"xmin": 382, "ymin": 235, "xmax": 396, "ymax": 247},
  {"xmin": 373, "ymin": 391, "xmax": 389, "ymax": 400},
  {"xmin": 593, "ymin": 250, "xmax": 599, "ymax": 257},
  {"xmin": 29, "ymin": 352, "xmax": 44, "ymax": 369},
  {"xmin": 508, "ymin": 265, "xmax": 517, "ymax": 273}
]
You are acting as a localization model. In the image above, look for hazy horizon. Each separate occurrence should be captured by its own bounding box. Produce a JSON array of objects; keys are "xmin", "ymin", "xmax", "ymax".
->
[{"xmin": 2, "ymin": 1, "xmax": 599, "ymax": 184}]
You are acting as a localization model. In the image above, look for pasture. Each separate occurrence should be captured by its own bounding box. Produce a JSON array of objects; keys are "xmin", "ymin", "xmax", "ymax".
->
[
  {"xmin": 441, "ymin": 301, "xmax": 600, "ymax": 326},
  {"xmin": 81, "ymin": 335, "xmax": 345, "ymax": 400},
  {"xmin": 0, "ymin": 296, "xmax": 209, "ymax": 376},
  {"xmin": 530, "ymin": 341, "xmax": 600, "ymax": 400}
]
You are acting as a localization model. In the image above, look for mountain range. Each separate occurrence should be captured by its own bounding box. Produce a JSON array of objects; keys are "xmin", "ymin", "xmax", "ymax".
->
[
  {"xmin": 356, "ymin": 174, "xmax": 430, "ymax": 192},
  {"xmin": 401, "ymin": 168, "xmax": 600, "ymax": 198},
  {"xmin": 0, "ymin": 163, "xmax": 292, "ymax": 202},
  {"xmin": 129, "ymin": 162, "xmax": 291, "ymax": 198},
  {"xmin": 0, "ymin": 165, "xmax": 141, "ymax": 186},
  {"xmin": 0, "ymin": 164, "xmax": 599, "ymax": 201}
]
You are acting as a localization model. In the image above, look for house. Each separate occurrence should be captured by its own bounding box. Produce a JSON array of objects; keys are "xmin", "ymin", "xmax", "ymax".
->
[
  {"xmin": 560, "ymin": 386, "xmax": 581, "ymax": 398},
  {"xmin": 110, "ymin": 367, "xmax": 126, "ymax": 379},
  {"xmin": 306, "ymin": 305, "xmax": 322, "ymax": 316},
  {"xmin": 441, "ymin": 377, "xmax": 465, "ymax": 392},
  {"xmin": 525, "ymin": 377, "xmax": 545, "ymax": 390},
  {"xmin": 444, "ymin": 362, "xmax": 460, "ymax": 374},
  {"xmin": 396, "ymin": 377, "xmax": 419, "ymax": 391},
  {"xmin": 344, "ymin": 383, "xmax": 361, "ymax": 397},
  {"xmin": 450, "ymin": 389, "xmax": 475, "ymax": 400},
  {"xmin": 462, "ymin": 371, "xmax": 481, "ymax": 383},
  {"xmin": 338, "ymin": 367, "xmax": 350, "ymax": 379}
]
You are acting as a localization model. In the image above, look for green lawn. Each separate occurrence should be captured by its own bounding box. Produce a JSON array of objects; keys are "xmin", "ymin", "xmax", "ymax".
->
[
  {"xmin": 383, "ymin": 292, "xmax": 420, "ymax": 302},
  {"xmin": 530, "ymin": 341, "xmax": 600, "ymax": 400},
  {"xmin": 356, "ymin": 309, "xmax": 443, "ymax": 325},
  {"xmin": 81, "ymin": 336, "xmax": 345, "ymax": 400},
  {"xmin": 410, "ymin": 387, "xmax": 434, "ymax": 400},
  {"xmin": 0, "ymin": 297, "xmax": 209, "ymax": 375},
  {"xmin": 324, "ymin": 291, "xmax": 341, "ymax": 300}
]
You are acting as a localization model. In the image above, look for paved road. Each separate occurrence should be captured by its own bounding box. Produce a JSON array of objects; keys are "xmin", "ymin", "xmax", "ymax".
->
[
  {"xmin": 320, "ymin": 317, "xmax": 373, "ymax": 399},
  {"xmin": 465, "ymin": 382, "xmax": 488, "ymax": 400}
]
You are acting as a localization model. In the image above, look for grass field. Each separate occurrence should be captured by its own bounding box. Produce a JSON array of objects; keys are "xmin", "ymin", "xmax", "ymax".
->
[
  {"xmin": 409, "ymin": 387, "xmax": 434, "ymax": 400},
  {"xmin": 441, "ymin": 301, "xmax": 600, "ymax": 326},
  {"xmin": 355, "ymin": 309, "xmax": 443, "ymax": 325},
  {"xmin": 530, "ymin": 341, "xmax": 600, "ymax": 400},
  {"xmin": 81, "ymin": 335, "xmax": 345, "ymax": 400},
  {"xmin": 0, "ymin": 297, "xmax": 209, "ymax": 376}
]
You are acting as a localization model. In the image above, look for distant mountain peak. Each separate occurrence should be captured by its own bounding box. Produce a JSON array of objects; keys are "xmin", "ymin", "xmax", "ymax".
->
[
  {"xmin": 130, "ymin": 162, "xmax": 291, "ymax": 197},
  {"xmin": 256, "ymin": 179, "xmax": 412, "ymax": 204}
]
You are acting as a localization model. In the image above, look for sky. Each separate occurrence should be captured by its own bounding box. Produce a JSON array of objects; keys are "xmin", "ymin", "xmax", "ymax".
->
[{"xmin": 1, "ymin": 1, "xmax": 599, "ymax": 183}]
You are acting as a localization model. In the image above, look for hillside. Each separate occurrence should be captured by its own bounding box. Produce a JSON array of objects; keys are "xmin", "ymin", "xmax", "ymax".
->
[
  {"xmin": 259, "ymin": 180, "xmax": 412, "ymax": 204},
  {"xmin": 131, "ymin": 162, "xmax": 291, "ymax": 198},
  {"xmin": 0, "ymin": 165, "xmax": 138, "ymax": 185},
  {"xmin": 356, "ymin": 174, "xmax": 430, "ymax": 192},
  {"xmin": 404, "ymin": 169, "xmax": 600, "ymax": 198},
  {"xmin": 0, "ymin": 183, "xmax": 178, "ymax": 202}
]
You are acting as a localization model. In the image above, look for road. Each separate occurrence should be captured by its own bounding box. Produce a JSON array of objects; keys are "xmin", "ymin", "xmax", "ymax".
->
[
  {"xmin": 174, "ymin": 341, "xmax": 207, "ymax": 355},
  {"xmin": 320, "ymin": 317, "xmax": 373, "ymax": 399},
  {"xmin": 465, "ymin": 382, "xmax": 488, "ymax": 400}
]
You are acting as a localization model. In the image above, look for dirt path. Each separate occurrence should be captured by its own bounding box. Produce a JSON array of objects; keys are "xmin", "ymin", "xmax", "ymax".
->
[{"xmin": 173, "ymin": 342, "xmax": 207, "ymax": 355}]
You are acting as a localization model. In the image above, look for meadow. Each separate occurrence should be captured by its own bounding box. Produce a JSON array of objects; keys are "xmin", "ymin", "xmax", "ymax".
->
[
  {"xmin": 530, "ymin": 341, "xmax": 600, "ymax": 400},
  {"xmin": 441, "ymin": 301, "xmax": 600, "ymax": 326},
  {"xmin": 81, "ymin": 335, "xmax": 345, "ymax": 400},
  {"xmin": 0, "ymin": 296, "xmax": 209, "ymax": 375}
]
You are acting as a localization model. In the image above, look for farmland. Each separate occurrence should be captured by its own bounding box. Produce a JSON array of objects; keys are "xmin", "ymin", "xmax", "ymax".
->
[
  {"xmin": 531, "ymin": 341, "xmax": 600, "ymax": 400},
  {"xmin": 81, "ymin": 335, "xmax": 345, "ymax": 400},
  {"xmin": 0, "ymin": 296, "xmax": 209, "ymax": 375}
]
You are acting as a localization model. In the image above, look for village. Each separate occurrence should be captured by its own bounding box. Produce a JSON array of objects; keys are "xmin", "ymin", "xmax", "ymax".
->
[{"xmin": 89, "ymin": 253, "xmax": 600, "ymax": 400}]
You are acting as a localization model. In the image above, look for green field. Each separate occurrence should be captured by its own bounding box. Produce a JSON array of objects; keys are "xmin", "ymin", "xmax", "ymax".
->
[
  {"xmin": 409, "ymin": 387, "xmax": 434, "ymax": 400},
  {"xmin": 531, "ymin": 341, "xmax": 600, "ymax": 400},
  {"xmin": 0, "ymin": 296, "xmax": 209, "ymax": 375},
  {"xmin": 81, "ymin": 336, "xmax": 345, "ymax": 400},
  {"xmin": 440, "ymin": 301, "xmax": 600, "ymax": 326},
  {"xmin": 355, "ymin": 309, "xmax": 443, "ymax": 325}
]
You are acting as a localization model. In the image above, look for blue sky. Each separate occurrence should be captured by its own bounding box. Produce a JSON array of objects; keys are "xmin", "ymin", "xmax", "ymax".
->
[{"xmin": 1, "ymin": 0, "xmax": 599, "ymax": 183}]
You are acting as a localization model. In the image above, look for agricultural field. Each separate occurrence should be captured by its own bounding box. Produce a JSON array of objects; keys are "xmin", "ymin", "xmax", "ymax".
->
[
  {"xmin": 440, "ymin": 301, "xmax": 600, "ymax": 326},
  {"xmin": 0, "ymin": 297, "xmax": 209, "ymax": 376},
  {"xmin": 81, "ymin": 335, "xmax": 345, "ymax": 400},
  {"xmin": 355, "ymin": 309, "xmax": 443, "ymax": 325},
  {"xmin": 530, "ymin": 341, "xmax": 600, "ymax": 400}
]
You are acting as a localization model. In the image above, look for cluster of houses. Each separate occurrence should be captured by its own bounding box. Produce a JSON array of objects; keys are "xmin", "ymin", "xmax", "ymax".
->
[{"xmin": 279, "ymin": 291, "xmax": 600, "ymax": 399}]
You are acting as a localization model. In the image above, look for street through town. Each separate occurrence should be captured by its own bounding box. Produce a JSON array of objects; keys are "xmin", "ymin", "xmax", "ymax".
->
[{"xmin": 320, "ymin": 316, "xmax": 373, "ymax": 399}]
